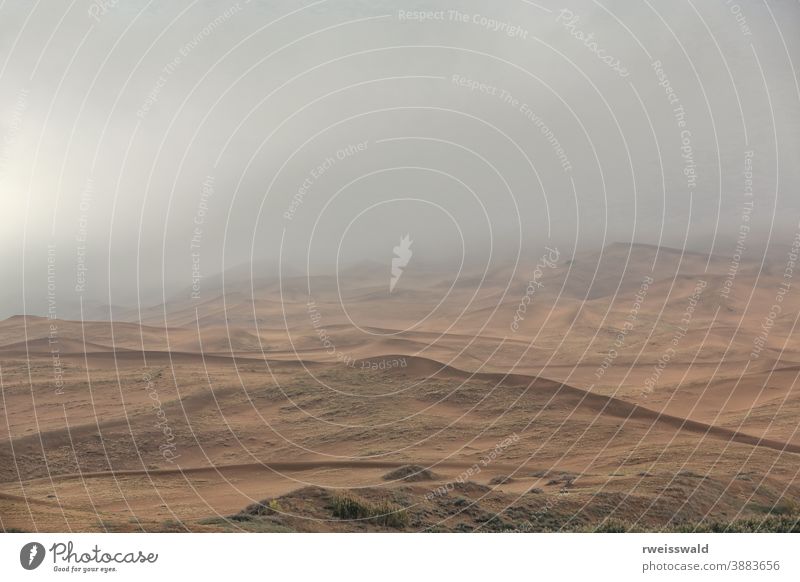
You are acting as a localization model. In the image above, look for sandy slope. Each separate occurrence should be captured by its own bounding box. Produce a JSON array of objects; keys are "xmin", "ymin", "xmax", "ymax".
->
[{"xmin": 2, "ymin": 243, "xmax": 800, "ymax": 531}]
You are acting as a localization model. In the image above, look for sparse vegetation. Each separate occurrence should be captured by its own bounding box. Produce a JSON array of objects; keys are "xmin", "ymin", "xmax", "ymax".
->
[
  {"xmin": 573, "ymin": 513, "xmax": 800, "ymax": 533},
  {"xmin": 330, "ymin": 491, "xmax": 409, "ymax": 528},
  {"xmin": 489, "ymin": 475, "xmax": 515, "ymax": 485},
  {"xmin": 159, "ymin": 519, "xmax": 187, "ymax": 532},
  {"xmin": 590, "ymin": 519, "xmax": 631, "ymax": 533},
  {"xmin": 382, "ymin": 465, "xmax": 438, "ymax": 482},
  {"xmin": 744, "ymin": 497, "xmax": 797, "ymax": 516},
  {"xmin": 97, "ymin": 518, "xmax": 128, "ymax": 532},
  {"xmin": 197, "ymin": 516, "xmax": 294, "ymax": 533},
  {"xmin": 236, "ymin": 497, "xmax": 284, "ymax": 518},
  {"xmin": 674, "ymin": 514, "xmax": 800, "ymax": 533}
]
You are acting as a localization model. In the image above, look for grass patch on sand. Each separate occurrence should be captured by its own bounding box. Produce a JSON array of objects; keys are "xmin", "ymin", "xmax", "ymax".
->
[
  {"xmin": 197, "ymin": 515, "xmax": 294, "ymax": 533},
  {"xmin": 330, "ymin": 491, "xmax": 409, "ymax": 529}
]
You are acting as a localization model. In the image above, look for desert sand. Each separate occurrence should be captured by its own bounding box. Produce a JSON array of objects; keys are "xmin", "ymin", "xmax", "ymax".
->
[{"xmin": 2, "ymin": 243, "xmax": 799, "ymax": 532}]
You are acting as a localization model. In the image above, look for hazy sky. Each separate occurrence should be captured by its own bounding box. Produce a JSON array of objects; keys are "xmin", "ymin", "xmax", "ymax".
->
[{"xmin": 1, "ymin": 0, "xmax": 798, "ymax": 318}]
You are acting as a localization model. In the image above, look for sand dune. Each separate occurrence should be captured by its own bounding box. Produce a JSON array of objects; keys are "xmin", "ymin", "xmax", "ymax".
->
[{"xmin": 3, "ymin": 243, "xmax": 800, "ymax": 532}]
